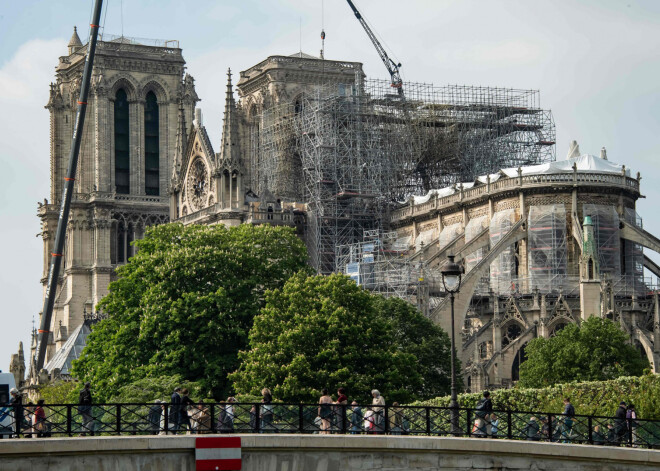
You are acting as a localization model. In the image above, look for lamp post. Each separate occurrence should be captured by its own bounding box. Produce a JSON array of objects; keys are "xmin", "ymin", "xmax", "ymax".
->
[{"xmin": 441, "ymin": 254, "xmax": 462, "ymax": 435}]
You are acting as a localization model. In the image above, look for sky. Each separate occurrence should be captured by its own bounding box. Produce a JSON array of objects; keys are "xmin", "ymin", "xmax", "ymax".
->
[{"xmin": 0, "ymin": 0, "xmax": 659, "ymax": 372}]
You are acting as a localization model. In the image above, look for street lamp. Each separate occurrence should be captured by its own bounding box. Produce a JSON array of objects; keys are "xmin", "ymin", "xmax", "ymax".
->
[{"xmin": 441, "ymin": 254, "xmax": 462, "ymax": 435}]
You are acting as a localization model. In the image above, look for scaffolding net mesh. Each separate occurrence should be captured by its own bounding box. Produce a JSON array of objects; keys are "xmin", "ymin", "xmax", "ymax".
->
[
  {"xmin": 527, "ymin": 204, "xmax": 568, "ymax": 294},
  {"xmin": 490, "ymin": 209, "xmax": 516, "ymax": 294},
  {"xmin": 415, "ymin": 228, "xmax": 437, "ymax": 252},
  {"xmin": 583, "ymin": 204, "xmax": 621, "ymax": 277},
  {"xmin": 624, "ymin": 207, "xmax": 645, "ymax": 295},
  {"xmin": 438, "ymin": 223, "xmax": 463, "ymax": 251}
]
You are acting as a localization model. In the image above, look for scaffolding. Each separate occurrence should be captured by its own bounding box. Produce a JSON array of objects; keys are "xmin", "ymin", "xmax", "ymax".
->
[
  {"xmin": 251, "ymin": 74, "xmax": 555, "ymax": 274},
  {"xmin": 583, "ymin": 204, "xmax": 621, "ymax": 277},
  {"xmin": 527, "ymin": 204, "xmax": 568, "ymax": 293},
  {"xmin": 336, "ymin": 230, "xmax": 423, "ymax": 300},
  {"xmin": 624, "ymin": 208, "xmax": 645, "ymax": 294},
  {"xmin": 490, "ymin": 209, "xmax": 517, "ymax": 294}
]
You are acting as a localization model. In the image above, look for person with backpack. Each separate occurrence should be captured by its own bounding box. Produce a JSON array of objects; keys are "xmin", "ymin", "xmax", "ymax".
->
[
  {"xmin": 614, "ymin": 401, "xmax": 627, "ymax": 445},
  {"xmin": 560, "ymin": 398, "xmax": 575, "ymax": 443},
  {"xmin": 474, "ymin": 391, "xmax": 493, "ymax": 436}
]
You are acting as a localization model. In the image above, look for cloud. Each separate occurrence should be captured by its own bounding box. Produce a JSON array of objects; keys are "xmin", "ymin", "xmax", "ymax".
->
[
  {"xmin": 0, "ymin": 38, "xmax": 65, "ymax": 104},
  {"xmin": 0, "ymin": 38, "xmax": 64, "ymax": 369}
]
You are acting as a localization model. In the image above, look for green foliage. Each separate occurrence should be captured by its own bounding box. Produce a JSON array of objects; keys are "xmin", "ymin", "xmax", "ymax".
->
[
  {"xmin": 72, "ymin": 223, "xmax": 310, "ymax": 401},
  {"xmin": 373, "ymin": 296, "xmax": 457, "ymax": 397},
  {"xmin": 518, "ymin": 317, "xmax": 649, "ymax": 388},
  {"xmin": 106, "ymin": 375, "xmax": 205, "ymax": 403},
  {"xmin": 415, "ymin": 374, "xmax": 660, "ymax": 420},
  {"xmin": 230, "ymin": 273, "xmax": 455, "ymax": 404},
  {"xmin": 38, "ymin": 380, "xmax": 80, "ymax": 404}
]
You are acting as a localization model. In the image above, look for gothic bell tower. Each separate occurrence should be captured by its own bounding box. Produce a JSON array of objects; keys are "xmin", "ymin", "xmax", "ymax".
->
[{"xmin": 34, "ymin": 29, "xmax": 198, "ymax": 378}]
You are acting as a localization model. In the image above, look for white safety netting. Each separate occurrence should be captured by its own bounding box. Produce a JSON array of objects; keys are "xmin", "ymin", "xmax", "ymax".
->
[
  {"xmin": 490, "ymin": 209, "xmax": 517, "ymax": 294},
  {"xmin": 527, "ymin": 204, "xmax": 568, "ymax": 293}
]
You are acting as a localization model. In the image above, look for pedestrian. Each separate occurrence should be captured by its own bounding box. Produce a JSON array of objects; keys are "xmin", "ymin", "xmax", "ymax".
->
[
  {"xmin": 260, "ymin": 388, "xmax": 274, "ymax": 432},
  {"xmin": 363, "ymin": 409, "xmax": 375, "ymax": 433},
  {"xmin": 475, "ymin": 391, "xmax": 493, "ymax": 436},
  {"xmin": 78, "ymin": 382, "xmax": 93, "ymax": 436},
  {"xmin": 524, "ymin": 416, "xmax": 540, "ymax": 441},
  {"xmin": 336, "ymin": 387, "xmax": 348, "ymax": 431},
  {"xmin": 8, "ymin": 387, "xmax": 24, "ymax": 437},
  {"xmin": 24, "ymin": 402, "xmax": 35, "ymax": 438},
  {"xmin": 626, "ymin": 404, "xmax": 637, "ymax": 447},
  {"xmin": 33, "ymin": 399, "xmax": 47, "ymax": 438},
  {"xmin": 371, "ymin": 390, "xmax": 385, "ymax": 434},
  {"xmin": 249, "ymin": 404, "xmax": 258, "ymax": 432},
  {"xmin": 491, "ymin": 414, "xmax": 499, "ymax": 438},
  {"xmin": 169, "ymin": 387, "xmax": 182, "ymax": 433},
  {"xmin": 224, "ymin": 397, "xmax": 236, "ymax": 433},
  {"xmin": 318, "ymin": 388, "xmax": 333, "ymax": 434},
  {"xmin": 180, "ymin": 388, "xmax": 195, "ymax": 434},
  {"xmin": 606, "ymin": 423, "xmax": 617, "ymax": 445},
  {"xmin": 159, "ymin": 400, "xmax": 167, "ymax": 435},
  {"xmin": 191, "ymin": 404, "xmax": 211, "ymax": 433},
  {"xmin": 350, "ymin": 401, "xmax": 363, "ymax": 434},
  {"xmin": 614, "ymin": 401, "xmax": 627, "ymax": 444},
  {"xmin": 593, "ymin": 425, "xmax": 605, "ymax": 445},
  {"xmin": 148, "ymin": 400, "xmax": 162, "ymax": 434},
  {"xmin": 389, "ymin": 402, "xmax": 403, "ymax": 435},
  {"xmin": 561, "ymin": 398, "xmax": 575, "ymax": 443}
]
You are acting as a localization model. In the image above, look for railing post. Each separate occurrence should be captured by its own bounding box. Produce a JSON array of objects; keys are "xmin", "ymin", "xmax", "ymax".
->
[
  {"xmin": 210, "ymin": 403, "xmax": 216, "ymax": 434},
  {"xmin": 587, "ymin": 416, "xmax": 593, "ymax": 444},
  {"xmin": 426, "ymin": 407, "xmax": 431, "ymax": 436},
  {"xmin": 116, "ymin": 404, "xmax": 121, "ymax": 436},
  {"xmin": 255, "ymin": 404, "xmax": 261, "ymax": 434},
  {"xmin": 548, "ymin": 414, "xmax": 553, "ymax": 442},
  {"xmin": 299, "ymin": 404, "xmax": 304, "ymax": 434},
  {"xmin": 163, "ymin": 403, "xmax": 169, "ymax": 435},
  {"xmin": 342, "ymin": 404, "xmax": 347, "ymax": 434},
  {"xmin": 384, "ymin": 404, "xmax": 389, "ymax": 435},
  {"xmin": 466, "ymin": 409, "xmax": 472, "ymax": 437},
  {"xmin": 507, "ymin": 411, "xmax": 513, "ymax": 440},
  {"xmin": 67, "ymin": 404, "xmax": 72, "ymax": 437}
]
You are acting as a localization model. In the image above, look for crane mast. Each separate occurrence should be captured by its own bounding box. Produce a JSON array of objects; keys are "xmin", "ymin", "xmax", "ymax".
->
[{"xmin": 345, "ymin": 0, "xmax": 404, "ymax": 97}]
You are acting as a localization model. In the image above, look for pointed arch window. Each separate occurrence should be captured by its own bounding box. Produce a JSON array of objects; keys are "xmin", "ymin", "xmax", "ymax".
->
[
  {"xmin": 144, "ymin": 91, "xmax": 159, "ymax": 195},
  {"xmin": 114, "ymin": 89, "xmax": 130, "ymax": 194}
]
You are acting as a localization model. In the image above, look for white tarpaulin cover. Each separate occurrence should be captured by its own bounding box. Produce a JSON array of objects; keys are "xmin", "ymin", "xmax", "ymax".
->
[
  {"xmin": 499, "ymin": 154, "xmax": 629, "ymax": 178},
  {"xmin": 405, "ymin": 154, "xmax": 630, "ymax": 205}
]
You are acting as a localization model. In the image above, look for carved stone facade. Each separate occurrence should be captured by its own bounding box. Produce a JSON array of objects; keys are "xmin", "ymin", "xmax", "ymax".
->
[
  {"xmin": 391, "ymin": 157, "xmax": 660, "ymax": 392},
  {"xmin": 32, "ymin": 32, "xmax": 198, "ymax": 379}
]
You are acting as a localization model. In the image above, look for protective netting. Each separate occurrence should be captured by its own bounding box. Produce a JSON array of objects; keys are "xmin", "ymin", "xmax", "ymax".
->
[
  {"xmin": 438, "ymin": 223, "xmax": 463, "ymax": 251},
  {"xmin": 527, "ymin": 204, "xmax": 568, "ymax": 293},
  {"xmin": 624, "ymin": 208, "xmax": 645, "ymax": 294},
  {"xmin": 464, "ymin": 216, "xmax": 489, "ymax": 293},
  {"xmin": 415, "ymin": 228, "xmax": 437, "ymax": 252},
  {"xmin": 582, "ymin": 204, "xmax": 621, "ymax": 277},
  {"xmin": 490, "ymin": 209, "xmax": 517, "ymax": 294}
]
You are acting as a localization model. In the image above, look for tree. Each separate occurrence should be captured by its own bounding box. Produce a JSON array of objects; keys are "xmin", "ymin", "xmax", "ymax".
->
[
  {"xmin": 72, "ymin": 223, "xmax": 310, "ymax": 401},
  {"xmin": 518, "ymin": 317, "xmax": 649, "ymax": 388},
  {"xmin": 374, "ymin": 296, "xmax": 457, "ymax": 398},
  {"xmin": 230, "ymin": 273, "xmax": 455, "ymax": 403}
]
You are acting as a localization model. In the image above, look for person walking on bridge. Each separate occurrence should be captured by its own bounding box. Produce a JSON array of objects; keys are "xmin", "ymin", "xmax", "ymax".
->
[
  {"xmin": 78, "ymin": 382, "xmax": 93, "ymax": 436},
  {"xmin": 560, "ymin": 398, "xmax": 575, "ymax": 443}
]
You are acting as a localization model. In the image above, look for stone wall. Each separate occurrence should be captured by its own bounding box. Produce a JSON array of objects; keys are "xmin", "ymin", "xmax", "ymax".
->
[{"xmin": 1, "ymin": 435, "xmax": 659, "ymax": 471}]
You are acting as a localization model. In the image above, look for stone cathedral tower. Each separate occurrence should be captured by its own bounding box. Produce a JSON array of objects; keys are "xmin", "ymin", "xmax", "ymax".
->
[{"xmin": 33, "ymin": 29, "xmax": 198, "ymax": 377}]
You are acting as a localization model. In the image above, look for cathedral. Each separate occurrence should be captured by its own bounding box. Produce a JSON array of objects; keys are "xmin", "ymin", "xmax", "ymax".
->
[
  {"xmin": 15, "ymin": 29, "xmax": 660, "ymax": 393},
  {"xmin": 22, "ymin": 30, "xmax": 363, "ymax": 384}
]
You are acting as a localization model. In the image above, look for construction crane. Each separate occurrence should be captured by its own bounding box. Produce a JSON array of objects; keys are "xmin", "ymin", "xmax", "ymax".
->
[{"xmin": 345, "ymin": 0, "xmax": 404, "ymax": 97}]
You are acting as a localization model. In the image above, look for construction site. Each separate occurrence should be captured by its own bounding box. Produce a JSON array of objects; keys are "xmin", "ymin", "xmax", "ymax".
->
[{"xmin": 249, "ymin": 77, "xmax": 556, "ymax": 275}]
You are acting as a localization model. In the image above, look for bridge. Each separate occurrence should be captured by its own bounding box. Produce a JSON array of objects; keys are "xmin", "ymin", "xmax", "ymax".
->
[{"xmin": 1, "ymin": 434, "xmax": 659, "ymax": 470}]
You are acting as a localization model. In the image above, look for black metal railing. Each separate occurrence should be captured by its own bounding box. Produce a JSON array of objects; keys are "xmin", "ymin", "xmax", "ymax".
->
[{"xmin": 0, "ymin": 402, "xmax": 657, "ymax": 448}]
